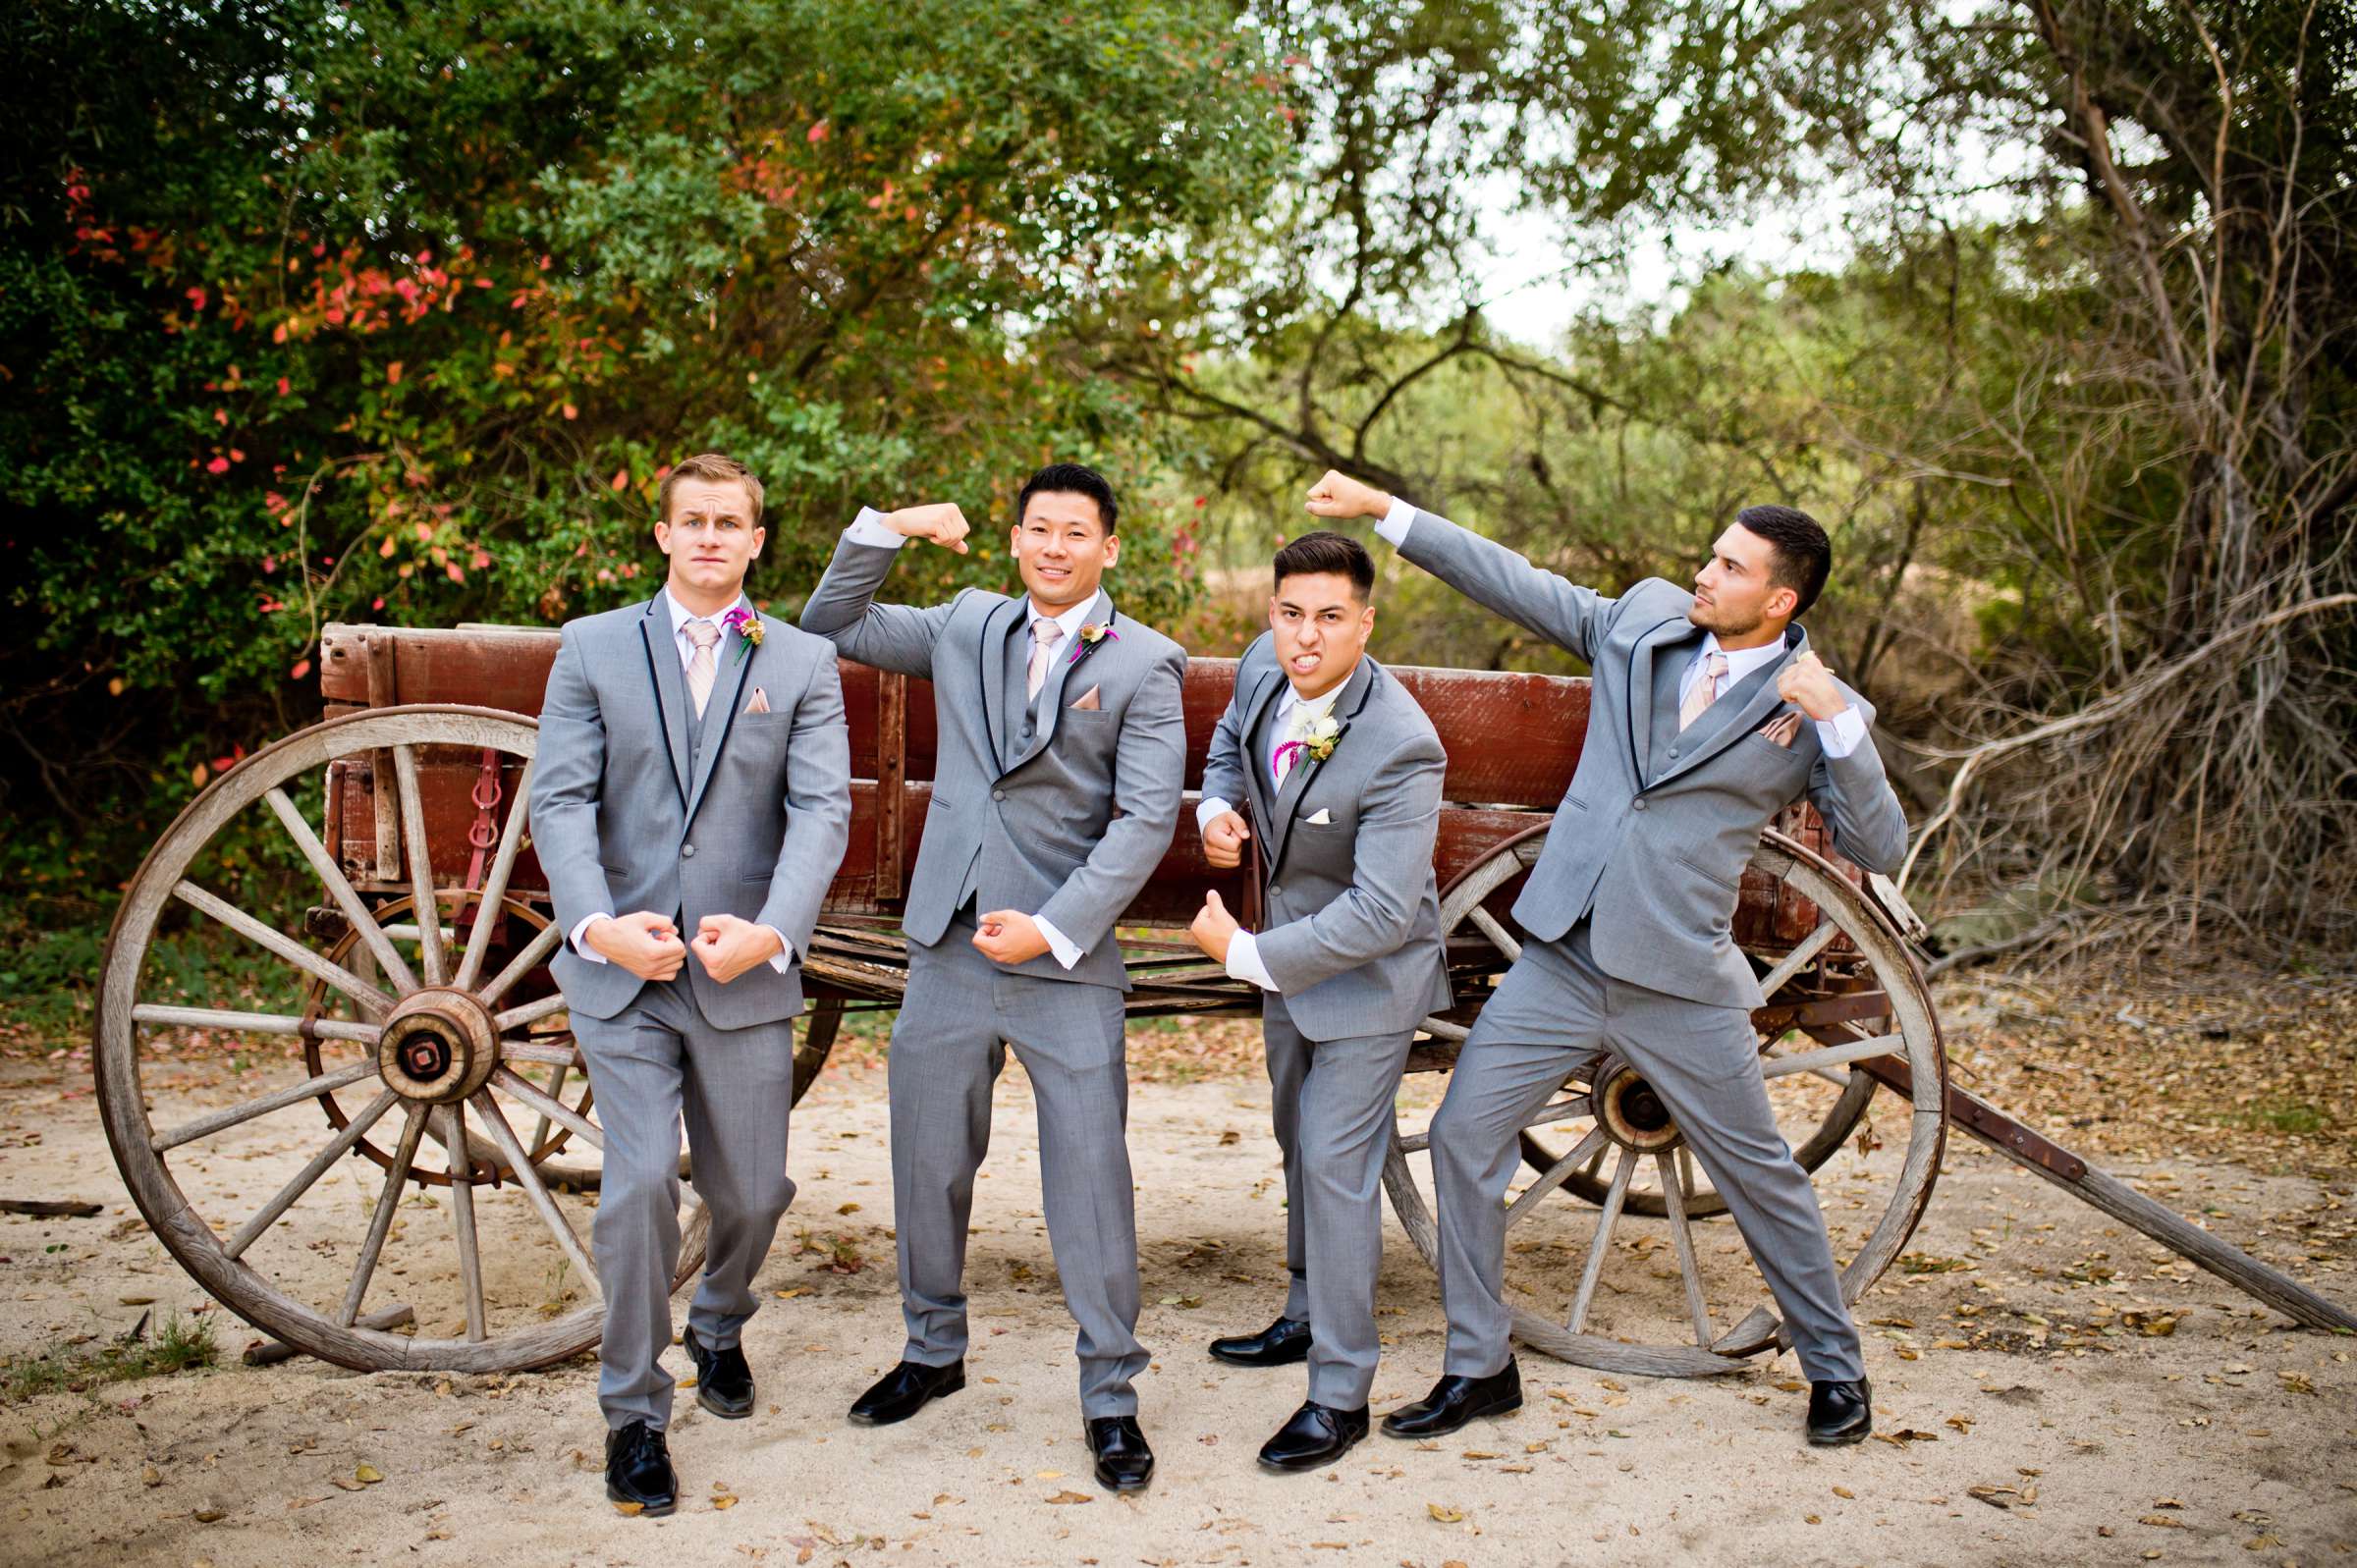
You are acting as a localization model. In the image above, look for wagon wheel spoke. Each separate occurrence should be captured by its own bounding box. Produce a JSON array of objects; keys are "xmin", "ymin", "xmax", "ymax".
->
[
  {"xmin": 501, "ymin": 1037, "xmax": 582, "ymax": 1068},
  {"xmin": 340, "ymin": 1102, "xmax": 429, "ymax": 1326},
  {"xmin": 493, "ymin": 993, "xmax": 569, "ymax": 1034},
  {"xmin": 150, "ymin": 1058, "xmax": 380, "ymax": 1153},
  {"xmin": 490, "ymin": 1066, "xmax": 604, "ymax": 1151},
  {"xmin": 131, "ymin": 1004, "xmax": 379, "ymax": 1048},
  {"xmin": 467, "ymin": 1091, "xmax": 600, "ymax": 1301},
  {"xmin": 390, "ymin": 744, "xmax": 448, "ymax": 986},
  {"xmin": 1759, "ymin": 1032, "xmax": 1905, "ymax": 1080},
  {"xmin": 1506, "ymin": 1124, "xmax": 1610, "ymax": 1226},
  {"xmin": 225, "ymin": 1088, "xmax": 401, "ymax": 1260},
  {"xmin": 477, "ymin": 920, "xmax": 565, "ymax": 1012},
  {"xmin": 263, "ymin": 785, "xmax": 419, "ymax": 995},
  {"xmin": 1565, "ymin": 1146, "xmax": 1638, "ymax": 1335},
  {"xmin": 1398, "ymin": 1092, "xmax": 1587, "ymax": 1158},
  {"xmin": 438, "ymin": 1104, "xmax": 488, "ymax": 1342},
  {"xmin": 1656, "ymin": 1152, "xmax": 1714, "ymax": 1347},
  {"xmin": 1754, "ymin": 918, "xmax": 1840, "ymax": 1001},
  {"xmin": 170, "ymin": 879, "xmax": 394, "ymax": 1019},
  {"xmin": 1467, "ymin": 905, "xmax": 1522, "ymax": 963},
  {"xmin": 453, "ymin": 761, "xmax": 534, "ymax": 993},
  {"xmin": 527, "ymin": 1059, "xmax": 572, "ymax": 1156}
]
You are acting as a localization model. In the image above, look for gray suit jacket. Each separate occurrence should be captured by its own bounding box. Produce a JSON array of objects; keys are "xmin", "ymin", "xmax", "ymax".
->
[
  {"xmin": 799, "ymin": 534, "xmax": 1187, "ymax": 991},
  {"xmin": 1397, "ymin": 509, "xmax": 1909, "ymax": 1010},
  {"xmin": 1203, "ymin": 635, "xmax": 1453, "ymax": 1041},
  {"xmin": 530, "ymin": 595, "xmax": 853, "ymax": 1027}
]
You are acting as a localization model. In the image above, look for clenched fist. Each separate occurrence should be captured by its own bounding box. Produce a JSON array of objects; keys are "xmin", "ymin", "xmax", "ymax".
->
[
  {"xmin": 1304, "ymin": 470, "xmax": 1393, "ymax": 522},
  {"xmin": 1188, "ymin": 890, "xmax": 1241, "ymax": 965},
  {"xmin": 1776, "ymin": 650, "xmax": 1851, "ymax": 722},
  {"xmin": 1200, "ymin": 808, "xmax": 1251, "ymax": 870},
  {"xmin": 884, "ymin": 502, "xmax": 971, "ymax": 554},
  {"xmin": 585, "ymin": 910, "xmax": 685, "ymax": 982},
  {"xmin": 692, "ymin": 913, "xmax": 784, "ymax": 984}
]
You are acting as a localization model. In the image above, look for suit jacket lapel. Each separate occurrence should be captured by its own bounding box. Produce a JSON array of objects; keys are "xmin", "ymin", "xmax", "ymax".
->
[
  {"xmin": 638, "ymin": 600, "xmax": 691, "ymax": 811},
  {"xmin": 1008, "ymin": 590, "xmax": 1109, "ymax": 773},
  {"xmin": 1624, "ymin": 615, "xmax": 1697, "ymax": 784},
  {"xmin": 1266, "ymin": 656, "xmax": 1374, "ymax": 872},
  {"xmin": 976, "ymin": 594, "xmax": 1022, "ymax": 777},
  {"xmin": 1652, "ymin": 627, "xmax": 1804, "ymax": 787},
  {"xmin": 1237, "ymin": 664, "xmax": 1288, "ymax": 832},
  {"xmin": 685, "ymin": 598, "xmax": 757, "ymax": 824}
]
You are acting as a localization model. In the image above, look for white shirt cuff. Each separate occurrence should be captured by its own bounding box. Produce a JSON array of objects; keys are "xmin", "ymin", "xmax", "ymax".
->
[
  {"xmin": 757, "ymin": 925, "xmax": 795, "ymax": 973},
  {"xmin": 846, "ymin": 507, "xmax": 907, "ymax": 550},
  {"xmin": 1033, "ymin": 914, "xmax": 1083, "ymax": 970},
  {"xmin": 1375, "ymin": 497, "xmax": 1418, "ymax": 546},
  {"xmin": 1815, "ymin": 703, "xmax": 1869, "ymax": 759},
  {"xmin": 1224, "ymin": 928, "xmax": 1279, "ymax": 992},
  {"xmin": 570, "ymin": 912, "xmax": 612, "ymax": 964},
  {"xmin": 1196, "ymin": 795, "xmax": 1236, "ymax": 835}
]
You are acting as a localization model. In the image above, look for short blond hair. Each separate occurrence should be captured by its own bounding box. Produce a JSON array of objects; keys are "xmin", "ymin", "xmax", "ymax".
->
[{"xmin": 659, "ymin": 452, "xmax": 765, "ymax": 528}]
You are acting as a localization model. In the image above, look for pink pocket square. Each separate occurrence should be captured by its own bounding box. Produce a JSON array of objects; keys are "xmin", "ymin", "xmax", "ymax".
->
[
  {"xmin": 744, "ymin": 686, "xmax": 770, "ymax": 715},
  {"xmin": 1069, "ymin": 684, "xmax": 1102, "ymax": 712},
  {"xmin": 1757, "ymin": 711, "xmax": 1802, "ymax": 747}
]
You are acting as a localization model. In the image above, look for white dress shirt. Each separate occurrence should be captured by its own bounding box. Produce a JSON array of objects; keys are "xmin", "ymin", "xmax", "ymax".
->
[
  {"xmin": 1196, "ymin": 671, "xmax": 1355, "ymax": 992},
  {"xmin": 843, "ymin": 509, "xmax": 1089, "ymax": 970},
  {"xmin": 570, "ymin": 585, "xmax": 795, "ymax": 974},
  {"xmin": 1375, "ymin": 498, "xmax": 1865, "ymax": 757}
]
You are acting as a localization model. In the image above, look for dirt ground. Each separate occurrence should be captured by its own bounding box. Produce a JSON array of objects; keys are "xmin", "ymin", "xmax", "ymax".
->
[{"xmin": 2, "ymin": 976, "xmax": 2354, "ymax": 1568}]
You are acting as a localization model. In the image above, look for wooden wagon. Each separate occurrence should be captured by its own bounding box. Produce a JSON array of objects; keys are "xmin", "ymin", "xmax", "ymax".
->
[{"xmin": 95, "ymin": 619, "xmax": 2349, "ymax": 1381}]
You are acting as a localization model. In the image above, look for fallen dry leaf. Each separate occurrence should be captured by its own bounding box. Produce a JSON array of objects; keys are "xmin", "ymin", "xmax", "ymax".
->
[{"xmin": 1428, "ymin": 1503, "xmax": 1465, "ymax": 1524}]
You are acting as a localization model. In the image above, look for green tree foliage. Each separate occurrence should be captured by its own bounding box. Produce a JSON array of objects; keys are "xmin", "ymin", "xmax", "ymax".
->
[{"xmin": 0, "ymin": 0, "xmax": 1288, "ymax": 917}]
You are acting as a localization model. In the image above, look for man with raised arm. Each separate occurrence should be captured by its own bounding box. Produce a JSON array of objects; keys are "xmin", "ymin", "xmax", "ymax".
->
[
  {"xmin": 1301, "ymin": 470, "xmax": 1907, "ymax": 1448},
  {"xmin": 799, "ymin": 463, "xmax": 1186, "ymax": 1492},
  {"xmin": 531, "ymin": 452, "xmax": 851, "ymax": 1515},
  {"xmin": 1184, "ymin": 530, "xmax": 1452, "ymax": 1472}
]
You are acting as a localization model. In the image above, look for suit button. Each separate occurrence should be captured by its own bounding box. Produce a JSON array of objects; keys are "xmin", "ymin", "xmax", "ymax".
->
[
  {"xmin": 681, "ymin": 843, "xmax": 697, "ymax": 857},
  {"xmin": 992, "ymin": 788, "xmax": 1007, "ymax": 801},
  {"xmin": 1631, "ymin": 799, "xmax": 1647, "ymax": 811},
  {"xmin": 1022, "ymin": 721, "xmax": 1034, "ymax": 735},
  {"xmin": 1668, "ymin": 745, "xmax": 1679, "ymax": 758},
  {"xmin": 1269, "ymin": 885, "xmax": 1283, "ymax": 898}
]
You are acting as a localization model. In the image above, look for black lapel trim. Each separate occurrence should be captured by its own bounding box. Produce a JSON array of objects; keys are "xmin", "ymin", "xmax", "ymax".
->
[{"xmin": 637, "ymin": 600, "xmax": 688, "ymax": 812}]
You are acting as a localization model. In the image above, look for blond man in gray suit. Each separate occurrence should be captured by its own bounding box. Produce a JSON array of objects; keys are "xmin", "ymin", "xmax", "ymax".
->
[{"xmin": 532, "ymin": 453, "xmax": 852, "ymax": 1516}]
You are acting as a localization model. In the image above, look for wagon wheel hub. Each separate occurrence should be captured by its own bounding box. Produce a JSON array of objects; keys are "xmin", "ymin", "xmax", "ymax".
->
[
  {"xmin": 1591, "ymin": 1057, "xmax": 1685, "ymax": 1155},
  {"xmin": 377, "ymin": 987, "xmax": 500, "ymax": 1105}
]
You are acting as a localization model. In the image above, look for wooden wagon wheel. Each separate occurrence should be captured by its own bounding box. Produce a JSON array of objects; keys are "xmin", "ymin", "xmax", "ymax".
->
[
  {"xmin": 1386, "ymin": 827, "xmax": 1946, "ymax": 1377},
  {"xmin": 1515, "ymin": 843, "xmax": 1889, "ymax": 1220},
  {"xmin": 93, "ymin": 705, "xmax": 729, "ymax": 1373}
]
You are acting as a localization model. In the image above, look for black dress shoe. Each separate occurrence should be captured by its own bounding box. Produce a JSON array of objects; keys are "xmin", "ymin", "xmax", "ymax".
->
[
  {"xmin": 1084, "ymin": 1415, "xmax": 1155, "ymax": 1492},
  {"xmin": 1209, "ymin": 1316, "xmax": 1311, "ymax": 1368},
  {"xmin": 683, "ymin": 1325, "xmax": 754, "ymax": 1419},
  {"xmin": 848, "ymin": 1358, "xmax": 965, "ymax": 1427},
  {"xmin": 1379, "ymin": 1360, "xmax": 1522, "ymax": 1438},
  {"xmin": 1257, "ymin": 1401, "xmax": 1369, "ymax": 1472},
  {"xmin": 605, "ymin": 1419, "xmax": 677, "ymax": 1515},
  {"xmin": 1806, "ymin": 1378, "xmax": 1873, "ymax": 1445}
]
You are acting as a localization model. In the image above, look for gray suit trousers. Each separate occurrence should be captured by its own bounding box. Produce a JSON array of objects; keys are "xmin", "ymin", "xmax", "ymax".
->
[
  {"xmin": 1263, "ymin": 996, "xmax": 1414, "ymax": 1409},
  {"xmin": 571, "ymin": 980, "xmax": 797, "ymax": 1431},
  {"xmin": 1428, "ymin": 923, "xmax": 1864, "ymax": 1383},
  {"xmin": 889, "ymin": 909, "xmax": 1148, "ymax": 1416}
]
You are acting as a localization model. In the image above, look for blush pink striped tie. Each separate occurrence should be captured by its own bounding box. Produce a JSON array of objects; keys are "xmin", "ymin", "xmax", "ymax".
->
[
  {"xmin": 1678, "ymin": 651, "xmax": 1728, "ymax": 732},
  {"xmin": 685, "ymin": 620, "xmax": 721, "ymax": 718}
]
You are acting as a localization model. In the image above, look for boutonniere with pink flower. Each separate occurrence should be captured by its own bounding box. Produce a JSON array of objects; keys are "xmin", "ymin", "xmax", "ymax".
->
[
  {"xmin": 1068, "ymin": 621, "xmax": 1119, "ymax": 663},
  {"xmin": 1274, "ymin": 712, "xmax": 1343, "ymax": 775},
  {"xmin": 721, "ymin": 605, "xmax": 764, "ymax": 664}
]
